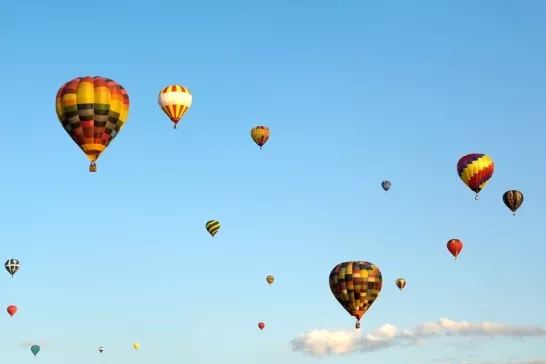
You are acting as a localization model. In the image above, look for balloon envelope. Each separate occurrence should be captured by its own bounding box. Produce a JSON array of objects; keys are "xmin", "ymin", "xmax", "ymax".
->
[
  {"xmin": 4, "ymin": 259, "xmax": 20, "ymax": 277},
  {"xmin": 7, "ymin": 305, "xmax": 17, "ymax": 317},
  {"xmin": 447, "ymin": 239, "xmax": 463, "ymax": 259},
  {"xmin": 456, "ymin": 153, "xmax": 494, "ymax": 199},
  {"xmin": 55, "ymin": 76, "xmax": 130, "ymax": 172},
  {"xmin": 502, "ymin": 190, "xmax": 524, "ymax": 215},
  {"xmin": 329, "ymin": 261, "xmax": 383, "ymax": 328},
  {"xmin": 205, "ymin": 220, "xmax": 220, "ymax": 237},
  {"xmin": 158, "ymin": 85, "xmax": 192, "ymax": 128},
  {"xmin": 250, "ymin": 126, "xmax": 270, "ymax": 149},
  {"xmin": 31, "ymin": 345, "xmax": 40, "ymax": 356}
]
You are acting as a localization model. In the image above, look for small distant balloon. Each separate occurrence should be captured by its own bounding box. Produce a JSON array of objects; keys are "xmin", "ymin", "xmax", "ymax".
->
[
  {"xmin": 250, "ymin": 126, "xmax": 270, "ymax": 149},
  {"xmin": 98, "ymin": 346, "xmax": 104, "ymax": 353},
  {"xmin": 266, "ymin": 275, "xmax": 274, "ymax": 285},
  {"xmin": 381, "ymin": 180, "xmax": 391, "ymax": 192},
  {"xmin": 205, "ymin": 220, "xmax": 220, "ymax": 237},
  {"xmin": 31, "ymin": 345, "xmax": 40, "ymax": 356},
  {"xmin": 7, "ymin": 305, "xmax": 17, "ymax": 317},
  {"xmin": 447, "ymin": 239, "xmax": 463, "ymax": 260},
  {"xmin": 395, "ymin": 278, "xmax": 406, "ymax": 291},
  {"xmin": 258, "ymin": 322, "xmax": 265, "ymax": 330},
  {"xmin": 502, "ymin": 190, "xmax": 524, "ymax": 216},
  {"xmin": 5, "ymin": 259, "xmax": 20, "ymax": 278},
  {"xmin": 134, "ymin": 342, "xmax": 140, "ymax": 351}
]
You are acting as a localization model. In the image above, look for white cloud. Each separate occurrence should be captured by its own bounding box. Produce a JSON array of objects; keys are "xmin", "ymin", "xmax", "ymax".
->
[
  {"xmin": 20, "ymin": 340, "xmax": 52, "ymax": 347},
  {"xmin": 290, "ymin": 318, "xmax": 546, "ymax": 356},
  {"xmin": 440, "ymin": 361, "xmax": 546, "ymax": 364}
]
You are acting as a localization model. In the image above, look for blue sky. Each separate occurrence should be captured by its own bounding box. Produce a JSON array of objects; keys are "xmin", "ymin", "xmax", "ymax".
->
[{"xmin": 3, "ymin": 0, "xmax": 545, "ymax": 363}]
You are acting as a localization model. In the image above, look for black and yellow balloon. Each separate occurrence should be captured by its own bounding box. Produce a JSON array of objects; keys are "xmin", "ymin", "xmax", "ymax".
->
[
  {"xmin": 502, "ymin": 190, "xmax": 523, "ymax": 216},
  {"xmin": 395, "ymin": 278, "xmax": 406, "ymax": 291},
  {"xmin": 205, "ymin": 220, "xmax": 220, "ymax": 237},
  {"xmin": 266, "ymin": 275, "xmax": 275, "ymax": 285}
]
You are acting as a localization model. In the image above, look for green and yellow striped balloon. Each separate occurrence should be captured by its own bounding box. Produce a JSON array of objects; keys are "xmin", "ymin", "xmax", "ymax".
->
[{"xmin": 205, "ymin": 220, "xmax": 220, "ymax": 237}]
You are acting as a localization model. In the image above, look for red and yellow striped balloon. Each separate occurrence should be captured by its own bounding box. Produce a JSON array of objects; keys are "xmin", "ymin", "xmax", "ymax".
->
[
  {"xmin": 158, "ymin": 85, "xmax": 192, "ymax": 129},
  {"xmin": 456, "ymin": 153, "xmax": 494, "ymax": 199}
]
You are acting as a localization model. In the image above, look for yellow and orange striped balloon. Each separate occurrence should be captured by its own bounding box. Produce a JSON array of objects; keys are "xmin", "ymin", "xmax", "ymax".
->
[{"xmin": 158, "ymin": 85, "xmax": 192, "ymax": 129}]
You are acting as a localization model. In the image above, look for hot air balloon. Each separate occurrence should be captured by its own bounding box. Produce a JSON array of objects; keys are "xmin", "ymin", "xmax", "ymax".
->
[
  {"xmin": 205, "ymin": 220, "xmax": 220, "ymax": 237},
  {"xmin": 503, "ymin": 190, "xmax": 524, "ymax": 216},
  {"xmin": 133, "ymin": 342, "xmax": 140, "ymax": 351},
  {"xmin": 31, "ymin": 345, "xmax": 40, "ymax": 356},
  {"xmin": 447, "ymin": 239, "xmax": 463, "ymax": 260},
  {"xmin": 158, "ymin": 85, "xmax": 192, "ymax": 129},
  {"xmin": 329, "ymin": 261, "xmax": 383, "ymax": 329},
  {"xmin": 250, "ymin": 126, "xmax": 270, "ymax": 149},
  {"xmin": 55, "ymin": 76, "xmax": 130, "ymax": 172},
  {"xmin": 266, "ymin": 275, "xmax": 275, "ymax": 285},
  {"xmin": 395, "ymin": 278, "xmax": 406, "ymax": 291},
  {"xmin": 98, "ymin": 346, "xmax": 104, "ymax": 353},
  {"xmin": 258, "ymin": 322, "xmax": 265, "ymax": 330},
  {"xmin": 456, "ymin": 153, "xmax": 494, "ymax": 200},
  {"xmin": 381, "ymin": 180, "xmax": 391, "ymax": 192},
  {"xmin": 4, "ymin": 259, "xmax": 20, "ymax": 278},
  {"xmin": 7, "ymin": 305, "xmax": 17, "ymax": 317}
]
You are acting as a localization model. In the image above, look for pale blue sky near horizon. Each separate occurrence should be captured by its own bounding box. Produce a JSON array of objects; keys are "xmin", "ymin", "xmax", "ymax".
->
[{"xmin": 2, "ymin": 0, "xmax": 545, "ymax": 363}]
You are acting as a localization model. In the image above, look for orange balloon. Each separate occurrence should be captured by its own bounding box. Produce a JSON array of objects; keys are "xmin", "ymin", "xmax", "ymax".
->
[
  {"xmin": 7, "ymin": 305, "xmax": 17, "ymax": 317},
  {"xmin": 447, "ymin": 239, "xmax": 463, "ymax": 260}
]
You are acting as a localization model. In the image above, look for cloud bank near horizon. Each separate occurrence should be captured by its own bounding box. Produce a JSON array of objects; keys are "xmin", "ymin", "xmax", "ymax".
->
[
  {"xmin": 436, "ymin": 361, "xmax": 546, "ymax": 364},
  {"xmin": 290, "ymin": 318, "xmax": 546, "ymax": 357},
  {"xmin": 20, "ymin": 340, "xmax": 52, "ymax": 347}
]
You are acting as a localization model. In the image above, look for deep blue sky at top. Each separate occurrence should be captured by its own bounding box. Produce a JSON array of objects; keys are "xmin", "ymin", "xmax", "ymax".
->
[{"xmin": 1, "ymin": 0, "xmax": 545, "ymax": 363}]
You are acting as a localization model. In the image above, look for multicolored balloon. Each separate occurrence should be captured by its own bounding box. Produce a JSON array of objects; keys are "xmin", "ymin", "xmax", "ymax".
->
[
  {"xmin": 31, "ymin": 345, "xmax": 40, "ymax": 356},
  {"xmin": 205, "ymin": 220, "xmax": 220, "ymax": 237},
  {"xmin": 395, "ymin": 278, "xmax": 406, "ymax": 291},
  {"xmin": 329, "ymin": 261, "xmax": 383, "ymax": 329},
  {"xmin": 55, "ymin": 76, "xmax": 130, "ymax": 172},
  {"xmin": 4, "ymin": 259, "xmax": 20, "ymax": 278},
  {"xmin": 250, "ymin": 126, "xmax": 270, "ymax": 149},
  {"xmin": 503, "ymin": 190, "xmax": 524, "ymax": 216},
  {"xmin": 456, "ymin": 153, "xmax": 494, "ymax": 199},
  {"xmin": 158, "ymin": 85, "xmax": 192, "ymax": 129},
  {"xmin": 98, "ymin": 346, "xmax": 104, "ymax": 353},
  {"xmin": 447, "ymin": 239, "xmax": 463, "ymax": 260},
  {"xmin": 266, "ymin": 275, "xmax": 275, "ymax": 285},
  {"xmin": 381, "ymin": 180, "xmax": 391, "ymax": 192},
  {"xmin": 6, "ymin": 305, "xmax": 17, "ymax": 317},
  {"xmin": 258, "ymin": 322, "xmax": 265, "ymax": 330}
]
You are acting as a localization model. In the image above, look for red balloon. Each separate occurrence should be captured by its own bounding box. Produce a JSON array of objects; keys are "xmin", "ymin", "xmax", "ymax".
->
[
  {"xmin": 7, "ymin": 305, "xmax": 17, "ymax": 317},
  {"xmin": 258, "ymin": 322, "xmax": 265, "ymax": 330},
  {"xmin": 447, "ymin": 239, "xmax": 463, "ymax": 260}
]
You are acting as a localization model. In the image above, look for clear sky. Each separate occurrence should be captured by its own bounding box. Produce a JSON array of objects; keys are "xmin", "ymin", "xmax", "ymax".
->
[{"xmin": 3, "ymin": 0, "xmax": 546, "ymax": 363}]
